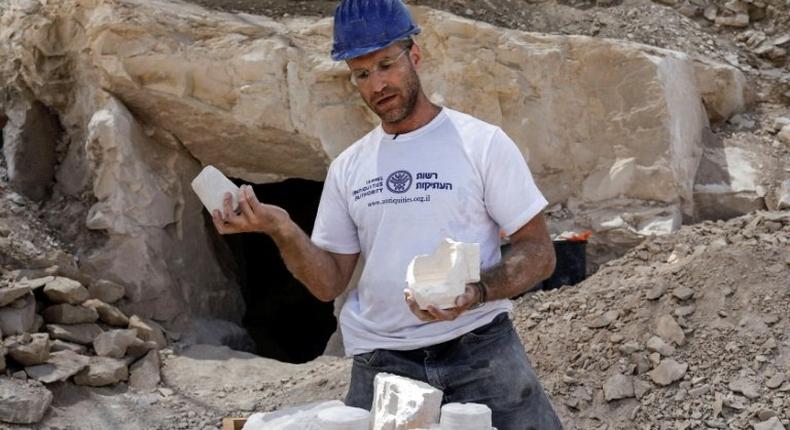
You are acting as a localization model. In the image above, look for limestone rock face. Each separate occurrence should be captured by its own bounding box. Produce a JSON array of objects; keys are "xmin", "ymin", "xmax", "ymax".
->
[
  {"xmin": 372, "ymin": 373, "xmax": 443, "ymax": 430},
  {"xmin": 407, "ymin": 239, "xmax": 480, "ymax": 310},
  {"xmin": 0, "ymin": 378, "xmax": 52, "ymax": 424},
  {"xmin": 0, "ymin": 0, "xmax": 757, "ymax": 323}
]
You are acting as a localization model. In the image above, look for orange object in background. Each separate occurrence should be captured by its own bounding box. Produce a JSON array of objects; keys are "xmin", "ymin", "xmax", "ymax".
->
[{"xmin": 566, "ymin": 230, "xmax": 592, "ymax": 242}]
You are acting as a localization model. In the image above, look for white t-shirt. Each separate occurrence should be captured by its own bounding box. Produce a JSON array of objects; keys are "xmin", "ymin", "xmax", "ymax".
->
[{"xmin": 311, "ymin": 108, "xmax": 548, "ymax": 356}]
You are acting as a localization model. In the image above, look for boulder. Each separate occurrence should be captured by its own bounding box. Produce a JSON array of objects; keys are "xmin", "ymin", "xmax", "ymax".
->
[
  {"xmin": 93, "ymin": 329, "xmax": 138, "ymax": 358},
  {"xmin": 0, "ymin": 294, "xmax": 36, "ymax": 336},
  {"xmin": 73, "ymin": 357, "xmax": 129, "ymax": 387},
  {"xmin": 25, "ymin": 350, "xmax": 90, "ymax": 384},
  {"xmin": 86, "ymin": 280, "xmax": 126, "ymax": 304},
  {"xmin": 129, "ymin": 350, "xmax": 161, "ymax": 391},
  {"xmin": 46, "ymin": 323, "xmax": 103, "ymax": 345},
  {"xmin": 371, "ymin": 373, "xmax": 443, "ymax": 430},
  {"xmin": 128, "ymin": 315, "xmax": 167, "ymax": 349},
  {"xmin": 42, "ymin": 277, "xmax": 89, "ymax": 304},
  {"xmin": 0, "ymin": 283, "xmax": 32, "ymax": 307},
  {"xmin": 0, "ymin": 378, "xmax": 52, "ymax": 424},
  {"xmin": 646, "ymin": 336, "xmax": 676, "ymax": 357},
  {"xmin": 5, "ymin": 334, "xmax": 50, "ymax": 366},
  {"xmin": 82, "ymin": 299, "xmax": 129, "ymax": 326},
  {"xmin": 42, "ymin": 303, "xmax": 99, "ymax": 324}
]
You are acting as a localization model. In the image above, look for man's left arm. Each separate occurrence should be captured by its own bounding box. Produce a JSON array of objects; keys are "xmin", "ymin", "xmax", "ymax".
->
[{"xmin": 406, "ymin": 212, "xmax": 555, "ymax": 321}]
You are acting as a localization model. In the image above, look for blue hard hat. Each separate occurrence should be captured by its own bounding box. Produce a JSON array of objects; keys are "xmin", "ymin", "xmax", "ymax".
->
[{"xmin": 331, "ymin": 0, "xmax": 421, "ymax": 61}]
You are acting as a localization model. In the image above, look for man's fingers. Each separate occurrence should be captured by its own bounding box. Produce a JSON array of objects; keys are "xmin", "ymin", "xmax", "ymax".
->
[
  {"xmin": 239, "ymin": 186, "xmax": 256, "ymax": 220},
  {"xmin": 211, "ymin": 210, "xmax": 226, "ymax": 234},
  {"xmin": 427, "ymin": 305, "xmax": 460, "ymax": 321},
  {"xmin": 404, "ymin": 289, "xmax": 435, "ymax": 322},
  {"xmin": 244, "ymin": 185, "xmax": 262, "ymax": 207},
  {"xmin": 222, "ymin": 192, "xmax": 234, "ymax": 220}
]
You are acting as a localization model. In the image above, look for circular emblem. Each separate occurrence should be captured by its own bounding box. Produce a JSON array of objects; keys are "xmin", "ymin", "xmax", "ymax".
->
[{"xmin": 386, "ymin": 170, "xmax": 412, "ymax": 194}]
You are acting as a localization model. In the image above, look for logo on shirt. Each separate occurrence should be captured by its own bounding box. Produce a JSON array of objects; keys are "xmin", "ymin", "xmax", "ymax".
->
[{"xmin": 386, "ymin": 170, "xmax": 413, "ymax": 194}]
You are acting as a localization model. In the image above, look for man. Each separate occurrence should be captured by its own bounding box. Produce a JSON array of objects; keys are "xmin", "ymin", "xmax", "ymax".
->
[{"xmin": 212, "ymin": 0, "xmax": 563, "ymax": 428}]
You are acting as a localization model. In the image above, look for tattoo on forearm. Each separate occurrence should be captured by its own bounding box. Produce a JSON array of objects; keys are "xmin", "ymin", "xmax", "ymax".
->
[{"xmin": 479, "ymin": 239, "xmax": 555, "ymax": 301}]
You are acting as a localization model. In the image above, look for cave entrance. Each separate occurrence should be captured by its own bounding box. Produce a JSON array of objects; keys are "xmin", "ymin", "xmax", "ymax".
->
[{"xmin": 227, "ymin": 178, "xmax": 336, "ymax": 364}]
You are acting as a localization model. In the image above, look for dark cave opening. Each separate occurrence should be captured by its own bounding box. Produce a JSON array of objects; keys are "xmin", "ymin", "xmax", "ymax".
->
[{"xmin": 224, "ymin": 178, "xmax": 336, "ymax": 364}]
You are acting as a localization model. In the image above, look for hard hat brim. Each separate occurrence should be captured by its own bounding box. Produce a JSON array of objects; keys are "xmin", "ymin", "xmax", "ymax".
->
[{"xmin": 331, "ymin": 27, "xmax": 421, "ymax": 61}]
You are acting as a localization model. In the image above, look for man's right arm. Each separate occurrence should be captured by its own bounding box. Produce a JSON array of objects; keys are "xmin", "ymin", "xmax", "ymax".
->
[{"xmin": 212, "ymin": 185, "xmax": 359, "ymax": 302}]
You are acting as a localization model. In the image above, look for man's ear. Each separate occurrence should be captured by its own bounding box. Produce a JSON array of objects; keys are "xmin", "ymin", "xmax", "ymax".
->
[{"xmin": 410, "ymin": 42, "xmax": 423, "ymax": 69}]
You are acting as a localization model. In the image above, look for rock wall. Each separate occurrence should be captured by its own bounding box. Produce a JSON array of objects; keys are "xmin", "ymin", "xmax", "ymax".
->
[{"xmin": 0, "ymin": 0, "xmax": 755, "ymax": 323}]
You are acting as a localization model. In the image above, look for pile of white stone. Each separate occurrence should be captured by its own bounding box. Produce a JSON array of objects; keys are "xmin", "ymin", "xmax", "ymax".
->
[
  {"xmin": 242, "ymin": 373, "xmax": 495, "ymax": 430},
  {"xmin": 0, "ymin": 273, "xmax": 166, "ymax": 424}
]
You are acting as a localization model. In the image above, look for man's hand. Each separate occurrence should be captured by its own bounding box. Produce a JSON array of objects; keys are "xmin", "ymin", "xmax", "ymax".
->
[
  {"xmin": 211, "ymin": 184, "xmax": 289, "ymax": 235},
  {"xmin": 404, "ymin": 284, "xmax": 481, "ymax": 322}
]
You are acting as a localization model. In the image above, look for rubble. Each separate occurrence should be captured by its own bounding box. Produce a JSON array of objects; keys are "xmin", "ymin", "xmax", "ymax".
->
[
  {"xmin": 0, "ymin": 378, "xmax": 52, "ymax": 424},
  {"xmin": 73, "ymin": 356, "xmax": 129, "ymax": 387}
]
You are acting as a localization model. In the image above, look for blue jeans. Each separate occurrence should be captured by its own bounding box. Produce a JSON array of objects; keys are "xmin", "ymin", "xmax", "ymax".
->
[{"xmin": 345, "ymin": 313, "xmax": 564, "ymax": 430}]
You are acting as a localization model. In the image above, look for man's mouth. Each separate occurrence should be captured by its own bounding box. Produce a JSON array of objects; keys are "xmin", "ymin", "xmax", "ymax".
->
[{"xmin": 375, "ymin": 94, "xmax": 398, "ymax": 107}]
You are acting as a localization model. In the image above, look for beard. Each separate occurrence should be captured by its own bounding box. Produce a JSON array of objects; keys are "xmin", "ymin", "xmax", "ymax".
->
[{"xmin": 363, "ymin": 66, "xmax": 421, "ymax": 124}]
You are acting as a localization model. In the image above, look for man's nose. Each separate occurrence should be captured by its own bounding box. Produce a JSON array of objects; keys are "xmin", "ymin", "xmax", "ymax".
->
[{"xmin": 368, "ymin": 71, "xmax": 388, "ymax": 93}]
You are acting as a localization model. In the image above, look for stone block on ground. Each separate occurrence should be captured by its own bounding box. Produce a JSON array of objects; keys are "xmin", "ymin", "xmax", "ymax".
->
[
  {"xmin": 5, "ymin": 334, "xmax": 50, "ymax": 366},
  {"xmin": 0, "ymin": 377, "xmax": 52, "ymax": 424},
  {"xmin": 0, "ymin": 294, "xmax": 36, "ymax": 336},
  {"xmin": 25, "ymin": 350, "xmax": 90, "ymax": 384},
  {"xmin": 43, "ymin": 277, "xmax": 89, "ymax": 304},
  {"xmin": 241, "ymin": 400, "xmax": 345, "ymax": 430},
  {"xmin": 439, "ymin": 403, "xmax": 493, "ymax": 429},
  {"xmin": 128, "ymin": 315, "xmax": 167, "ymax": 348},
  {"xmin": 315, "ymin": 405, "xmax": 370, "ymax": 430},
  {"xmin": 646, "ymin": 336, "xmax": 676, "ymax": 356},
  {"xmin": 129, "ymin": 349, "xmax": 160, "ymax": 391},
  {"xmin": 372, "ymin": 373, "xmax": 443, "ymax": 430},
  {"xmin": 94, "ymin": 329, "xmax": 138, "ymax": 358},
  {"xmin": 73, "ymin": 356, "xmax": 128, "ymax": 387},
  {"xmin": 87, "ymin": 280, "xmax": 126, "ymax": 304},
  {"xmin": 42, "ymin": 303, "xmax": 99, "ymax": 324},
  {"xmin": 46, "ymin": 323, "xmax": 103, "ymax": 345},
  {"xmin": 82, "ymin": 299, "xmax": 129, "ymax": 326}
]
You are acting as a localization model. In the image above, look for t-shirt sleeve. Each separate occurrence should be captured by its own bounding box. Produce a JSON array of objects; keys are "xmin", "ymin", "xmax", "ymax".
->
[
  {"xmin": 311, "ymin": 161, "xmax": 361, "ymax": 254},
  {"xmin": 483, "ymin": 128, "xmax": 549, "ymax": 236}
]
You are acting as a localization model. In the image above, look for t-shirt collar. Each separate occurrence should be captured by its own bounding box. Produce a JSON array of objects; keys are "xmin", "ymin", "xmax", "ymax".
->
[{"xmin": 380, "ymin": 107, "xmax": 447, "ymax": 142}]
